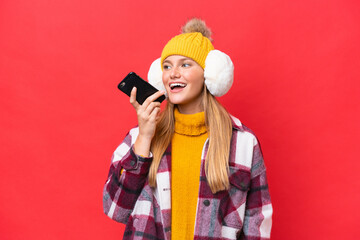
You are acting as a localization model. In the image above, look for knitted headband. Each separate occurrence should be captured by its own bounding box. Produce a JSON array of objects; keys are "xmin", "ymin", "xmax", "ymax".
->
[{"xmin": 148, "ymin": 19, "xmax": 234, "ymax": 97}]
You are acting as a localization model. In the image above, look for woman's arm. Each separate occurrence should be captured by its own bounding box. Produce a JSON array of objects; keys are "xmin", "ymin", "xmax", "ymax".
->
[
  {"xmin": 238, "ymin": 142, "xmax": 273, "ymax": 240},
  {"xmin": 103, "ymin": 88, "xmax": 164, "ymax": 223},
  {"xmin": 103, "ymin": 128, "xmax": 153, "ymax": 223},
  {"xmin": 131, "ymin": 87, "xmax": 164, "ymax": 157}
]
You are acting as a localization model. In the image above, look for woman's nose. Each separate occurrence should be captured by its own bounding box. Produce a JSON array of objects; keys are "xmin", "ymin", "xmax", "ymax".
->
[{"xmin": 170, "ymin": 67, "xmax": 180, "ymax": 78}]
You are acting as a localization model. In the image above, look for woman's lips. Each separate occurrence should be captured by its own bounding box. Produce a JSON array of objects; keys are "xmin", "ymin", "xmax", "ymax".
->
[
  {"xmin": 169, "ymin": 82, "xmax": 187, "ymax": 92},
  {"xmin": 169, "ymin": 86, "xmax": 185, "ymax": 93}
]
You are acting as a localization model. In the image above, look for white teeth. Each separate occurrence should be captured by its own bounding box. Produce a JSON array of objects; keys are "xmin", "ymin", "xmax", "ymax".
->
[{"xmin": 170, "ymin": 83, "xmax": 186, "ymax": 89}]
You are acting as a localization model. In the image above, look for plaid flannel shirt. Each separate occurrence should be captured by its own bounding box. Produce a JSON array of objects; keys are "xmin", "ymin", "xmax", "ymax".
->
[{"xmin": 103, "ymin": 115, "xmax": 273, "ymax": 240}]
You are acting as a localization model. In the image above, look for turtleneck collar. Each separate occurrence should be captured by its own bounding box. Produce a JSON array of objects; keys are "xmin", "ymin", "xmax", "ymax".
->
[{"xmin": 174, "ymin": 107, "xmax": 207, "ymax": 136}]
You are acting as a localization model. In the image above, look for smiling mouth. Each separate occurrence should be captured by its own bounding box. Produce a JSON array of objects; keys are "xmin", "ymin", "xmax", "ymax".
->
[{"xmin": 170, "ymin": 83, "xmax": 187, "ymax": 90}]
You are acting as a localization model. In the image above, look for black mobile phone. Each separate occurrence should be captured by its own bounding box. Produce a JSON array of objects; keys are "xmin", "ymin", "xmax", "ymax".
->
[{"xmin": 118, "ymin": 72, "xmax": 165, "ymax": 105}]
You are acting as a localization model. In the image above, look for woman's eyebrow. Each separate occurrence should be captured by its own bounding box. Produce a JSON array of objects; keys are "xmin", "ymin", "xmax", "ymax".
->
[
  {"xmin": 178, "ymin": 57, "xmax": 191, "ymax": 62},
  {"xmin": 163, "ymin": 57, "xmax": 191, "ymax": 64}
]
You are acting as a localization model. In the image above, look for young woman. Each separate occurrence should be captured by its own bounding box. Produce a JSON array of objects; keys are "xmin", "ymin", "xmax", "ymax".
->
[{"xmin": 103, "ymin": 19, "xmax": 273, "ymax": 240}]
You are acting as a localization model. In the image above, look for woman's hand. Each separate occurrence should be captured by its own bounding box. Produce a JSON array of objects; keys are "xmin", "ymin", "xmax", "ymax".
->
[{"xmin": 130, "ymin": 87, "xmax": 164, "ymax": 157}]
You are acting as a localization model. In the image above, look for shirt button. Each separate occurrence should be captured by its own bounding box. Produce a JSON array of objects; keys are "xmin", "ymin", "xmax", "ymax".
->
[
  {"xmin": 130, "ymin": 160, "xmax": 136, "ymax": 166},
  {"xmin": 203, "ymin": 200, "xmax": 210, "ymax": 206}
]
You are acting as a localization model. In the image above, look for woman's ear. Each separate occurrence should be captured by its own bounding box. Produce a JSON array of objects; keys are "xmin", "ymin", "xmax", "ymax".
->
[
  {"xmin": 204, "ymin": 50, "xmax": 234, "ymax": 97},
  {"xmin": 148, "ymin": 58, "xmax": 167, "ymax": 97}
]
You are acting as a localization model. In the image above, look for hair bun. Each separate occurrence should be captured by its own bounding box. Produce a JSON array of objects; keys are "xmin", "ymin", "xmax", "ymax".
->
[{"xmin": 182, "ymin": 18, "xmax": 212, "ymax": 41}]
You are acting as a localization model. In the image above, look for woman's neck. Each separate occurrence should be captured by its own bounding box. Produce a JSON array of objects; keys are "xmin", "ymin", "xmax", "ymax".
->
[{"xmin": 176, "ymin": 102, "xmax": 204, "ymax": 114}]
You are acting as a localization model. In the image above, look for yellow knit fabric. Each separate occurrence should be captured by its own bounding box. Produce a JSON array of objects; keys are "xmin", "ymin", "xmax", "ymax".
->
[
  {"xmin": 171, "ymin": 108, "xmax": 208, "ymax": 239},
  {"xmin": 161, "ymin": 32, "xmax": 214, "ymax": 69}
]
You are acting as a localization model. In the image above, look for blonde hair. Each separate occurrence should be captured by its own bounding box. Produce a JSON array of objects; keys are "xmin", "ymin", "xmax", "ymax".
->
[{"xmin": 148, "ymin": 86, "xmax": 233, "ymax": 193}]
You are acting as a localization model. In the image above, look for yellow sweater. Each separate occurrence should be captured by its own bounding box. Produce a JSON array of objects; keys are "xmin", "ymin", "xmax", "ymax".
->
[{"xmin": 171, "ymin": 108, "xmax": 208, "ymax": 239}]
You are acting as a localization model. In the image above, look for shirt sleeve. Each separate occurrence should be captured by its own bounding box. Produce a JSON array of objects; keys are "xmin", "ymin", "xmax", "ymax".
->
[
  {"xmin": 238, "ymin": 141, "xmax": 273, "ymax": 240},
  {"xmin": 102, "ymin": 129, "xmax": 153, "ymax": 224}
]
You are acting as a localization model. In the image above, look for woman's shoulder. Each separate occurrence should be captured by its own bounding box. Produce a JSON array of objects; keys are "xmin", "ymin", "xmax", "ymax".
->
[
  {"xmin": 228, "ymin": 114, "xmax": 265, "ymax": 170},
  {"xmin": 127, "ymin": 125, "xmax": 140, "ymax": 137},
  {"xmin": 111, "ymin": 126, "xmax": 140, "ymax": 163},
  {"xmin": 229, "ymin": 114, "xmax": 260, "ymax": 144},
  {"xmin": 114, "ymin": 125, "xmax": 140, "ymax": 150},
  {"xmin": 120, "ymin": 125, "xmax": 140, "ymax": 145}
]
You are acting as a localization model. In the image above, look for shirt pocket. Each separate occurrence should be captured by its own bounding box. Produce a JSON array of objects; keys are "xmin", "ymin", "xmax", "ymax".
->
[
  {"xmin": 228, "ymin": 166, "xmax": 251, "ymax": 191},
  {"xmin": 218, "ymin": 167, "xmax": 251, "ymax": 230}
]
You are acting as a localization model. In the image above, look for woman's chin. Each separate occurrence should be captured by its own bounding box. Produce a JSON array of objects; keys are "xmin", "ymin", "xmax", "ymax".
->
[{"xmin": 167, "ymin": 95, "xmax": 184, "ymax": 105}]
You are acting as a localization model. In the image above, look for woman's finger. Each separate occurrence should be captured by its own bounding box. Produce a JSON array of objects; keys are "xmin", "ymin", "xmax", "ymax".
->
[
  {"xmin": 130, "ymin": 87, "xmax": 140, "ymax": 109},
  {"xmin": 144, "ymin": 101, "xmax": 161, "ymax": 116},
  {"xmin": 149, "ymin": 106, "xmax": 161, "ymax": 122},
  {"xmin": 142, "ymin": 90, "xmax": 165, "ymax": 108}
]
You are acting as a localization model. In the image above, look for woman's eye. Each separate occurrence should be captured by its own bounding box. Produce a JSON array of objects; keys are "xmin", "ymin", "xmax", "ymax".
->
[
  {"xmin": 163, "ymin": 65, "xmax": 171, "ymax": 70},
  {"xmin": 182, "ymin": 63, "xmax": 190, "ymax": 67}
]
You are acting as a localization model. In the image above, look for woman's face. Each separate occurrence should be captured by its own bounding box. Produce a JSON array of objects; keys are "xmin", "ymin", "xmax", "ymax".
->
[{"xmin": 162, "ymin": 55, "xmax": 205, "ymax": 114}]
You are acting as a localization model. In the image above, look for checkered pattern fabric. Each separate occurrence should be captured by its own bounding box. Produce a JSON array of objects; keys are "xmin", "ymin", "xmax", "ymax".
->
[{"xmin": 103, "ymin": 116, "xmax": 273, "ymax": 240}]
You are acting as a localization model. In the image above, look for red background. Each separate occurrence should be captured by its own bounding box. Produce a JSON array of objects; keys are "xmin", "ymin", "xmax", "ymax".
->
[{"xmin": 1, "ymin": 0, "xmax": 359, "ymax": 239}]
